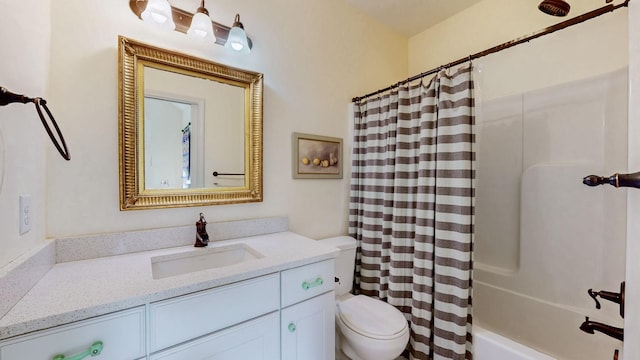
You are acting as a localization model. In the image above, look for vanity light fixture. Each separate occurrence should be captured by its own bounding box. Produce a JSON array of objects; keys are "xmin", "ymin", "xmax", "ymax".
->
[
  {"xmin": 225, "ymin": 14, "xmax": 250, "ymax": 54},
  {"xmin": 141, "ymin": 0, "xmax": 175, "ymax": 31},
  {"xmin": 130, "ymin": 0, "xmax": 252, "ymax": 52},
  {"xmin": 187, "ymin": 0, "xmax": 216, "ymax": 42}
]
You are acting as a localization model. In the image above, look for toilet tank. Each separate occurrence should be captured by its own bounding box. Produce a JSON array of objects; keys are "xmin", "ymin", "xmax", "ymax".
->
[{"xmin": 318, "ymin": 236, "xmax": 357, "ymax": 296}]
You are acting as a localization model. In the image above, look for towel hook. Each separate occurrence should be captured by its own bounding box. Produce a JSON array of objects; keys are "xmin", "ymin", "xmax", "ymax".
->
[{"xmin": 0, "ymin": 87, "xmax": 70, "ymax": 161}]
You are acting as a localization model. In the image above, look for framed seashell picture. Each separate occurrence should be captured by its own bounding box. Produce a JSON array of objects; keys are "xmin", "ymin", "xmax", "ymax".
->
[{"xmin": 292, "ymin": 132, "xmax": 343, "ymax": 179}]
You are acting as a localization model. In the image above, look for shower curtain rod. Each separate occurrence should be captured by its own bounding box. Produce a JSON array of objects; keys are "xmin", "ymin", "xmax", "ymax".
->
[{"xmin": 352, "ymin": 0, "xmax": 630, "ymax": 103}]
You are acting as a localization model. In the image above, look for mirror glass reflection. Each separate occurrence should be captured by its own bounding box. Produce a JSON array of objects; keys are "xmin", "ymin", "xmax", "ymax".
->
[{"xmin": 143, "ymin": 66, "xmax": 246, "ymax": 191}]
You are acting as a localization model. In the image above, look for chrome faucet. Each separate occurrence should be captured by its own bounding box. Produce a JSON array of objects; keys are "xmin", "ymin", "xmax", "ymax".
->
[
  {"xmin": 579, "ymin": 317, "xmax": 623, "ymax": 341},
  {"xmin": 194, "ymin": 213, "xmax": 210, "ymax": 247}
]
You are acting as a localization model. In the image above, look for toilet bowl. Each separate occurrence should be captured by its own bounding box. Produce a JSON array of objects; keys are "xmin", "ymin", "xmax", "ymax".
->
[
  {"xmin": 319, "ymin": 236, "xmax": 410, "ymax": 360},
  {"xmin": 336, "ymin": 293, "xmax": 410, "ymax": 360}
]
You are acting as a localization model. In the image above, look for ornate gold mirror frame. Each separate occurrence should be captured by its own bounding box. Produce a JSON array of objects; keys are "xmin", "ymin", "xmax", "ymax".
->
[{"xmin": 118, "ymin": 36, "xmax": 263, "ymax": 210}]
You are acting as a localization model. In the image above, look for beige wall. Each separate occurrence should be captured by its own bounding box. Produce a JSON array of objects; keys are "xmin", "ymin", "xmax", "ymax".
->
[
  {"xmin": 0, "ymin": 0, "xmax": 50, "ymax": 268},
  {"xmin": 0, "ymin": 0, "xmax": 407, "ymax": 268},
  {"xmin": 409, "ymin": 0, "xmax": 628, "ymax": 101},
  {"xmin": 43, "ymin": 0, "xmax": 407, "ymax": 240}
]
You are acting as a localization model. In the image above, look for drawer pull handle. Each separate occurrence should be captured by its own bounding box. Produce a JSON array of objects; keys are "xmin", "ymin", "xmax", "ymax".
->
[
  {"xmin": 52, "ymin": 341, "xmax": 104, "ymax": 360},
  {"xmin": 288, "ymin": 322, "xmax": 296, "ymax": 332},
  {"xmin": 302, "ymin": 277, "xmax": 324, "ymax": 290}
]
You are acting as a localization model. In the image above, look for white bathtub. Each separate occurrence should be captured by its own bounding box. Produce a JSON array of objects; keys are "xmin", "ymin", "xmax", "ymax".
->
[{"xmin": 474, "ymin": 326, "xmax": 557, "ymax": 360}]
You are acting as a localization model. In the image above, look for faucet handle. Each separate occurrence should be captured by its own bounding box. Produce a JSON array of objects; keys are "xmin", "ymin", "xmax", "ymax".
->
[
  {"xmin": 588, "ymin": 288, "xmax": 602, "ymax": 309},
  {"xmin": 583, "ymin": 171, "xmax": 640, "ymax": 188},
  {"xmin": 587, "ymin": 282, "xmax": 625, "ymax": 318}
]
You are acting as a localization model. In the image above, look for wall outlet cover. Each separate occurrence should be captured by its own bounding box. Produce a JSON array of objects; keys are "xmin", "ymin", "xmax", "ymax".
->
[{"xmin": 19, "ymin": 195, "xmax": 31, "ymax": 235}]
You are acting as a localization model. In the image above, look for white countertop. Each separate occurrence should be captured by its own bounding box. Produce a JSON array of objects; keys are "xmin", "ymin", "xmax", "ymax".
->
[{"xmin": 0, "ymin": 231, "xmax": 338, "ymax": 340}]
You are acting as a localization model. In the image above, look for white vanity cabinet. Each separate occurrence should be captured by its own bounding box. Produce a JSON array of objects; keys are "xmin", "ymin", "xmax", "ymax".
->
[
  {"xmin": 0, "ymin": 306, "xmax": 145, "ymax": 360},
  {"xmin": 280, "ymin": 260, "xmax": 335, "ymax": 360},
  {"xmin": 149, "ymin": 273, "xmax": 280, "ymax": 357},
  {"xmin": 0, "ymin": 245, "xmax": 337, "ymax": 360}
]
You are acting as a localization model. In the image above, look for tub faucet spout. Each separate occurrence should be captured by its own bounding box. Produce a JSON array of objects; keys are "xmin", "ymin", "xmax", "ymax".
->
[{"xmin": 579, "ymin": 317, "xmax": 623, "ymax": 341}]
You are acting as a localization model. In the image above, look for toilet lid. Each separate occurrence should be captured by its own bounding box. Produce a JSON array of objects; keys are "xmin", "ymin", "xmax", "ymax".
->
[{"xmin": 338, "ymin": 295, "xmax": 408, "ymax": 339}]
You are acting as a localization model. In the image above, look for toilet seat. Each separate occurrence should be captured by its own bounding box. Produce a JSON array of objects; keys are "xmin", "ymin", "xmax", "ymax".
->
[{"xmin": 337, "ymin": 295, "xmax": 408, "ymax": 340}]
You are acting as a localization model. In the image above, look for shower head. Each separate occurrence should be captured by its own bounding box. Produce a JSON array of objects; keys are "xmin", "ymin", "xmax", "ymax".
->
[{"xmin": 538, "ymin": 0, "xmax": 571, "ymax": 17}]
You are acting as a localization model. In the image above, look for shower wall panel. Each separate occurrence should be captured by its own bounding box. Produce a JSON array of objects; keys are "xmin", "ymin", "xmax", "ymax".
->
[
  {"xmin": 474, "ymin": 68, "xmax": 627, "ymax": 360},
  {"xmin": 475, "ymin": 95, "xmax": 523, "ymax": 273}
]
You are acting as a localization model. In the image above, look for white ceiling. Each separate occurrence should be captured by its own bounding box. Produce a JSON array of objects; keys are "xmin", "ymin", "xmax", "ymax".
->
[{"xmin": 345, "ymin": 0, "xmax": 485, "ymax": 37}]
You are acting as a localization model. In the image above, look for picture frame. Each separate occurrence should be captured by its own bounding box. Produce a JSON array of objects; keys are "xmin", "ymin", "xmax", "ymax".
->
[{"xmin": 292, "ymin": 132, "xmax": 343, "ymax": 179}]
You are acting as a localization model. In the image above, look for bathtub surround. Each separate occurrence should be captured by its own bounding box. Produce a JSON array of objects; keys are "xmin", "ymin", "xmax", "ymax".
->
[
  {"xmin": 474, "ymin": 68, "xmax": 627, "ymax": 359},
  {"xmin": 350, "ymin": 65, "xmax": 475, "ymax": 360}
]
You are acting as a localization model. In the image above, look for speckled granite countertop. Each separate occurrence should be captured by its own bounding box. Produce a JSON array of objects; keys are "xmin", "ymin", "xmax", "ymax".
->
[{"xmin": 0, "ymin": 231, "xmax": 338, "ymax": 340}]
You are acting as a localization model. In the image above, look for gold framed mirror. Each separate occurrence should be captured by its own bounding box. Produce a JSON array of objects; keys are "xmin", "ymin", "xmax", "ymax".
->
[{"xmin": 118, "ymin": 36, "xmax": 263, "ymax": 210}]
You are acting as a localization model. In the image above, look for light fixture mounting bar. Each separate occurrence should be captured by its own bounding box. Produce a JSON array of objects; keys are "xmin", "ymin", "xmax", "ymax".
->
[{"xmin": 129, "ymin": 0, "xmax": 252, "ymax": 48}]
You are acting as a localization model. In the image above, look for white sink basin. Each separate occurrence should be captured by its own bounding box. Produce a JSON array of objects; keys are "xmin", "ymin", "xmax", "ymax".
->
[{"xmin": 151, "ymin": 243, "xmax": 264, "ymax": 279}]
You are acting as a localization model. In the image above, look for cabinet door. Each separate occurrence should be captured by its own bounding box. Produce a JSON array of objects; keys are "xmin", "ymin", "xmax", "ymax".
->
[
  {"xmin": 150, "ymin": 312, "xmax": 279, "ymax": 360},
  {"xmin": 281, "ymin": 291, "xmax": 335, "ymax": 360}
]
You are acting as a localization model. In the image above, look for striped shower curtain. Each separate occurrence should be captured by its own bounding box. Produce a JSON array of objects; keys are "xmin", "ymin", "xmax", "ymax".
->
[{"xmin": 349, "ymin": 65, "xmax": 475, "ymax": 360}]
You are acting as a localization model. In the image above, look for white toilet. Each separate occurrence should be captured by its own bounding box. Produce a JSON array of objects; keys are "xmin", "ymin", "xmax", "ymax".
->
[{"xmin": 319, "ymin": 236, "xmax": 410, "ymax": 360}]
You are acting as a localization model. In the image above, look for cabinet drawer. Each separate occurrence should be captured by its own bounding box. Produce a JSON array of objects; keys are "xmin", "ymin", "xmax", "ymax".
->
[
  {"xmin": 0, "ymin": 307, "xmax": 145, "ymax": 360},
  {"xmin": 150, "ymin": 312, "xmax": 279, "ymax": 360},
  {"xmin": 281, "ymin": 259, "xmax": 334, "ymax": 308},
  {"xmin": 149, "ymin": 273, "xmax": 280, "ymax": 352}
]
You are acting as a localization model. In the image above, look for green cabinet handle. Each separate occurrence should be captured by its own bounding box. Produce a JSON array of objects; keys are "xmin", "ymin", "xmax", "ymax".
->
[
  {"xmin": 288, "ymin": 323, "xmax": 296, "ymax": 332},
  {"xmin": 301, "ymin": 277, "xmax": 324, "ymax": 290},
  {"xmin": 52, "ymin": 341, "xmax": 103, "ymax": 360}
]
